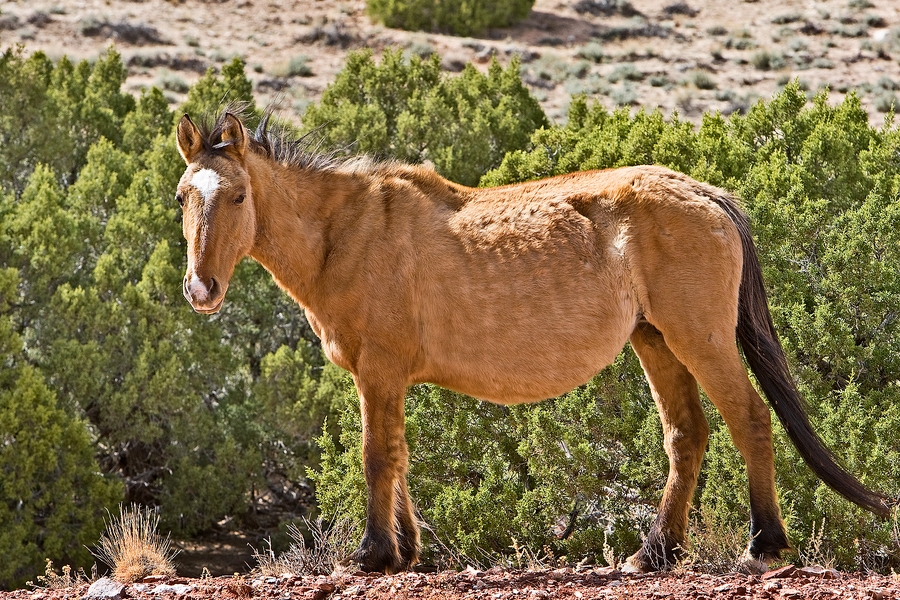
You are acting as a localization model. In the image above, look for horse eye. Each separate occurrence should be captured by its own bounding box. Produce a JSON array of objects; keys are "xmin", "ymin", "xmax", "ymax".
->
[
  {"xmin": 235, "ymin": 193, "xmax": 246, "ymax": 205},
  {"xmin": 176, "ymin": 194, "xmax": 184, "ymax": 207}
]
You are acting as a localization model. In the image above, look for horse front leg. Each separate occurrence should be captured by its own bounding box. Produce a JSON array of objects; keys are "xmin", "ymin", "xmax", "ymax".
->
[
  {"xmin": 349, "ymin": 373, "xmax": 416, "ymax": 573},
  {"xmin": 395, "ymin": 474, "xmax": 420, "ymax": 569}
]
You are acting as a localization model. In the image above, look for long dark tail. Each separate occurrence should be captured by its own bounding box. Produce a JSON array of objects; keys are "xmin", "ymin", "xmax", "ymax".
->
[{"xmin": 713, "ymin": 192, "xmax": 893, "ymax": 518}]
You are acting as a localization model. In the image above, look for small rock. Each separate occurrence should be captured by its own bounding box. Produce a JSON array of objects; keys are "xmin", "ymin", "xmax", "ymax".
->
[
  {"xmin": 762, "ymin": 565, "xmax": 797, "ymax": 580},
  {"xmin": 226, "ymin": 581, "xmax": 253, "ymax": 597},
  {"xmin": 593, "ymin": 566, "xmax": 622, "ymax": 578},
  {"xmin": 464, "ymin": 565, "xmax": 483, "ymax": 577},
  {"xmin": 151, "ymin": 583, "xmax": 193, "ymax": 595},
  {"xmin": 780, "ymin": 589, "xmax": 803, "ymax": 599},
  {"xmin": 82, "ymin": 578, "xmax": 126, "ymax": 600},
  {"xmin": 866, "ymin": 590, "xmax": 885, "ymax": 600},
  {"xmin": 798, "ymin": 565, "xmax": 840, "ymax": 580}
]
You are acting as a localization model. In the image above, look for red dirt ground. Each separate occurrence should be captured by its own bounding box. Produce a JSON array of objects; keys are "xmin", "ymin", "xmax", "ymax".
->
[{"xmin": 3, "ymin": 565, "xmax": 899, "ymax": 600}]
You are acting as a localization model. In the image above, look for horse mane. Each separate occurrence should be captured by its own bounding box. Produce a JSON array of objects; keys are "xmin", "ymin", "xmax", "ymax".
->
[{"xmin": 194, "ymin": 102, "xmax": 384, "ymax": 175}]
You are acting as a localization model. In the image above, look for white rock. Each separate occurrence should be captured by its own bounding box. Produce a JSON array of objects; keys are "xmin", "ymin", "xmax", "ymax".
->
[
  {"xmin": 151, "ymin": 583, "xmax": 193, "ymax": 595},
  {"xmin": 82, "ymin": 578, "xmax": 126, "ymax": 600}
]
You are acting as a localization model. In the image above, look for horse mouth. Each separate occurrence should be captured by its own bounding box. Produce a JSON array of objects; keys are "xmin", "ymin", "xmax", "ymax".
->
[{"xmin": 191, "ymin": 296, "xmax": 225, "ymax": 314}]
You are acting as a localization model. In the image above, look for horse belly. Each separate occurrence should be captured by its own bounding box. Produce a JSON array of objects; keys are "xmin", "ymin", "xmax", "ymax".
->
[{"xmin": 416, "ymin": 259, "xmax": 637, "ymax": 404}]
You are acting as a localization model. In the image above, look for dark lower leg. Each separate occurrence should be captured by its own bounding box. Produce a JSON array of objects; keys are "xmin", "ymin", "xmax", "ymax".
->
[
  {"xmin": 395, "ymin": 477, "xmax": 420, "ymax": 568},
  {"xmin": 670, "ymin": 344, "xmax": 790, "ymax": 565}
]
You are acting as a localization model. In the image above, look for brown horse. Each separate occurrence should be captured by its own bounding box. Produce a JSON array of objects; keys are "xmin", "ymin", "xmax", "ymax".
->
[{"xmin": 174, "ymin": 109, "xmax": 891, "ymax": 574}]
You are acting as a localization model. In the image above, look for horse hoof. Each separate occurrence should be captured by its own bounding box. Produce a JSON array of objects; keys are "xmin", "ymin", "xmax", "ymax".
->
[
  {"xmin": 736, "ymin": 549, "xmax": 770, "ymax": 575},
  {"xmin": 621, "ymin": 557, "xmax": 648, "ymax": 574},
  {"xmin": 349, "ymin": 544, "xmax": 401, "ymax": 574}
]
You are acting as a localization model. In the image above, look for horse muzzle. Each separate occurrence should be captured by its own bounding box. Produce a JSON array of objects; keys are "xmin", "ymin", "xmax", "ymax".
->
[{"xmin": 183, "ymin": 273, "xmax": 227, "ymax": 314}]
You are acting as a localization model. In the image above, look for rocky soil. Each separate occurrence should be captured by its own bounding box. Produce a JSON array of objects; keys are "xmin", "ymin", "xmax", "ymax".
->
[
  {"xmin": 1, "ymin": 0, "xmax": 899, "ymax": 124},
  {"xmin": 2, "ymin": 565, "xmax": 899, "ymax": 600}
]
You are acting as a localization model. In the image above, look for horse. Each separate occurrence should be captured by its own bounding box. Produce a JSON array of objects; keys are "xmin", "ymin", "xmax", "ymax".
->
[{"xmin": 174, "ymin": 108, "xmax": 891, "ymax": 574}]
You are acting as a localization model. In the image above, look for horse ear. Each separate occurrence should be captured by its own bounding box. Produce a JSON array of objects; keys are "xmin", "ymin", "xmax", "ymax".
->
[
  {"xmin": 176, "ymin": 114, "xmax": 203, "ymax": 164},
  {"xmin": 219, "ymin": 113, "xmax": 247, "ymax": 160}
]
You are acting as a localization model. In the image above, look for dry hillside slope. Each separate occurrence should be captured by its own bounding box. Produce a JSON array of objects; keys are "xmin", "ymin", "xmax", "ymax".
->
[{"xmin": 1, "ymin": 0, "xmax": 899, "ymax": 124}]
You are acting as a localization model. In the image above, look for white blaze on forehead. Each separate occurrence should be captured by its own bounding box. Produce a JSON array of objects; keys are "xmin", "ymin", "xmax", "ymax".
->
[{"xmin": 191, "ymin": 168, "xmax": 220, "ymax": 201}]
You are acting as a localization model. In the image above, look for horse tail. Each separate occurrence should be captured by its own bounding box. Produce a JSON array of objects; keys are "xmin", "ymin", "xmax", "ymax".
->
[{"xmin": 712, "ymin": 192, "xmax": 892, "ymax": 518}]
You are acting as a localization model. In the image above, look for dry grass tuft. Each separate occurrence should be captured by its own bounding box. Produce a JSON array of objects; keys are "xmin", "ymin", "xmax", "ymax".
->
[
  {"xmin": 27, "ymin": 560, "xmax": 94, "ymax": 590},
  {"xmin": 798, "ymin": 519, "xmax": 836, "ymax": 569},
  {"xmin": 674, "ymin": 510, "xmax": 748, "ymax": 574},
  {"xmin": 92, "ymin": 504, "xmax": 178, "ymax": 583},
  {"xmin": 255, "ymin": 517, "xmax": 357, "ymax": 576}
]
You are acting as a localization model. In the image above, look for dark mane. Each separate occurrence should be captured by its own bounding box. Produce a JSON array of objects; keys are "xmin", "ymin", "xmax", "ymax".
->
[{"xmin": 194, "ymin": 103, "xmax": 368, "ymax": 173}]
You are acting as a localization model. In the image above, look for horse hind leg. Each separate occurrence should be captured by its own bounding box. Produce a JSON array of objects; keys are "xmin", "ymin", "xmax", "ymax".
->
[
  {"xmin": 651, "ymin": 316, "xmax": 790, "ymax": 571},
  {"xmin": 625, "ymin": 321, "xmax": 709, "ymax": 572}
]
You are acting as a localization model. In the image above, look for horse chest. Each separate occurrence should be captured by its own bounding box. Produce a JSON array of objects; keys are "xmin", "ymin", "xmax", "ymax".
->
[{"xmin": 305, "ymin": 309, "xmax": 358, "ymax": 373}]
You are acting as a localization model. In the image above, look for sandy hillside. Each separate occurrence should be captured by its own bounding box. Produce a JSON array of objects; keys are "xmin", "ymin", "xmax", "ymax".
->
[{"xmin": 1, "ymin": 0, "xmax": 899, "ymax": 125}]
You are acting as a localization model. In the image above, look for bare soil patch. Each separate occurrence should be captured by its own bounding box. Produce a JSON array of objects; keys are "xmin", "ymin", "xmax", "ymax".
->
[{"xmin": 3, "ymin": 566, "xmax": 899, "ymax": 600}]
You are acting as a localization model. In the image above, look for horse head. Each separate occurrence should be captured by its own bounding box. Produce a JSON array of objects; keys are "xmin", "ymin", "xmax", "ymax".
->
[{"xmin": 175, "ymin": 113, "xmax": 256, "ymax": 314}]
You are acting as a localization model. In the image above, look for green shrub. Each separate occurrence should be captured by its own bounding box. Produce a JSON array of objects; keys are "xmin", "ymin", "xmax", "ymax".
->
[
  {"xmin": 179, "ymin": 57, "xmax": 257, "ymax": 126},
  {"xmin": 480, "ymin": 84, "xmax": 900, "ymax": 568},
  {"xmin": 314, "ymin": 84, "xmax": 900, "ymax": 571},
  {"xmin": 302, "ymin": 49, "xmax": 547, "ymax": 186},
  {"xmin": 0, "ymin": 47, "xmax": 133, "ymax": 195},
  {"xmin": 312, "ymin": 353, "xmax": 659, "ymax": 565},
  {"xmin": 272, "ymin": 55, "xmax": 313, "ymax": 78},
  {"xmin": 686, "ymin": 70, "xmax": 716, "ymax": 90},
  {"xmin": 366, "ymin": 0, "xmax": 535, "ymax": 36},
  {"xmin": 575, "ymin": 41, "xmax": 604, "ymax": 63},
  {"xmin": 608, "ymin": 62, "xmax": 643, "ymax": 82},
  {"xmin": 751, "ymin": 50, "xmax": 787, "ymax": 70},
  {"xmin": 0, "ymin": 52, "xmax": 319, "ymax": 542},
  {"xmin": 0, "ymin": 268, "xmax": 122, "ymax": 590}
]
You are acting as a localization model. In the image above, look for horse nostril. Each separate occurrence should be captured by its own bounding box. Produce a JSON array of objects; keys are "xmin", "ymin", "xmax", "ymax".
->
[{"xmin": 208, "ymin": 277, "xmax": 219, "ymax": 298}]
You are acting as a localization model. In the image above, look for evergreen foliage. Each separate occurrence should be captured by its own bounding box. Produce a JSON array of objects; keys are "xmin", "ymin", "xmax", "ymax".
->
[
  {"xmin": 0, "ymin": 268, "xmax": 122, "ymax": 589},
  {"xmin": 366, "ymin": 0, "xmax": 535, "ymax": 36},
  {"xmin": 1, "ymin": 37, "xmax": 899, "ymax": 587},
  {"xmin": 477, "ymin": 85, "xmax": 900, "ymax": 567},
  {"xmin": 0, "ymin": 46, "xmax": 133, "ymax": 194},
  {"xmin": 314, "ymin": 86, "xmax": 900, "ymax": 571},
  {"xmin": 302, "ymin": 49, "xmax": 547, "ymax": 186},
  {"xmin": 0, "ymin": 52, "xmax": 334, "ymax": 587}
]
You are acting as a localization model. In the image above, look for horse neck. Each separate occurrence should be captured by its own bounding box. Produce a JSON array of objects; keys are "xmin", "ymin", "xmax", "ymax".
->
[{"xmin": 246, "ymin": 153, "xmax": 364, "ymax": 306}]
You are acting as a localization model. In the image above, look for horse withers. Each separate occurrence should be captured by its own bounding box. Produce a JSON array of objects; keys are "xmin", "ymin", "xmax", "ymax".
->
[{"xmin": 174, "ymin": 109, "xmax": 891, "ymax": 574}]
